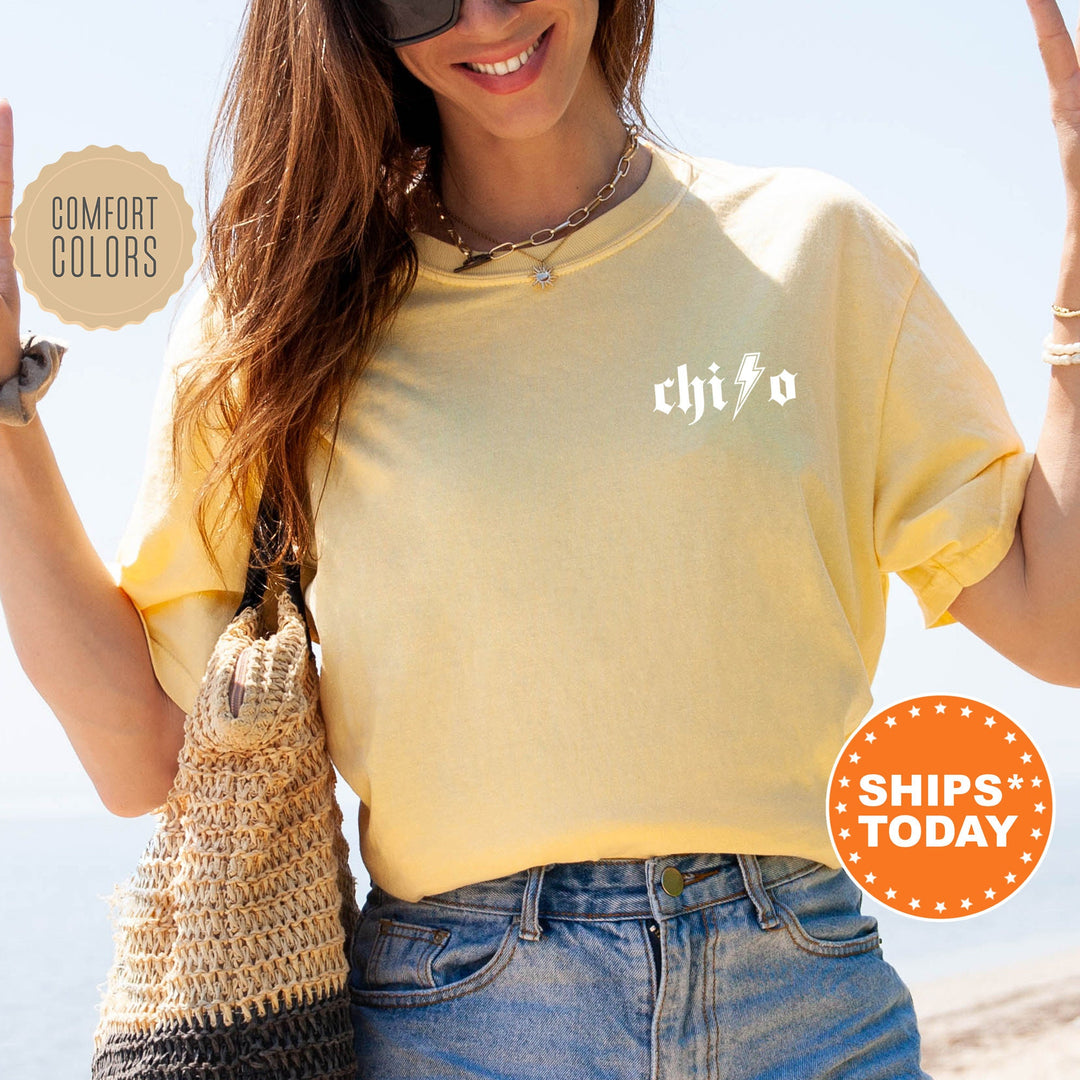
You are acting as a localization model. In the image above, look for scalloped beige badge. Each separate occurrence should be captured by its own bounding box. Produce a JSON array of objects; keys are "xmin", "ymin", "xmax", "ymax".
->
[{"xmin": 11, "ymin": 145, "xmax": 194, "ymax": 330}]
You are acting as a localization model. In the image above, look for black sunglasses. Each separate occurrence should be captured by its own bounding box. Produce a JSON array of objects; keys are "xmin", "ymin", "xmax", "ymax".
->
[{"xmin": 369, "ymin": 0, "xmax": 538, "ymax": 48}]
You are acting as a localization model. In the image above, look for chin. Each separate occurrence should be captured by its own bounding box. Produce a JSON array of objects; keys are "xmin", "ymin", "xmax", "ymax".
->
[
  {"xmin": 455, "ymin": 104, "xmax": 573, "ymax": 143},
  {"xmin": 437, "ymin": 69, "xmax": 604, "ymax": 147}
]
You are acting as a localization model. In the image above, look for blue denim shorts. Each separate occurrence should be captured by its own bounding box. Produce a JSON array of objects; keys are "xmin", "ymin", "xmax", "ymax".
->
[{"xmin": 347, "ymin": 852, "xmax": 932, "ymax": 1079}]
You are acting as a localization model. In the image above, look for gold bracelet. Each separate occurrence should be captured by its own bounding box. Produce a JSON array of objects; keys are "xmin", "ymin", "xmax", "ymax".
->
[{"xmin": 1051, "ymin": 303, "xmax": 1080, "ymax": 318}]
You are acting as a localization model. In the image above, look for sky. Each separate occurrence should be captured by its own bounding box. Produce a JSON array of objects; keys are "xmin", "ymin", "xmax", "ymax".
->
[{"xmin": 2, "ymin": 0, "xmax": 1080, "ymax": 980}]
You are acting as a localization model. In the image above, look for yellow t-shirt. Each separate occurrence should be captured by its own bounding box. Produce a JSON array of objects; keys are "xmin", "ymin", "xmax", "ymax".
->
[{"xmin": 110, "ymin": 139, "xmax": 1034, "ymax": 902}]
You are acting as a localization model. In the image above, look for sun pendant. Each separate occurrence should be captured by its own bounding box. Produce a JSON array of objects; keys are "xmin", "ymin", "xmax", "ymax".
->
[{"xmin": 531, "ymin": 263, "xmax": 557, "ymax": 290}]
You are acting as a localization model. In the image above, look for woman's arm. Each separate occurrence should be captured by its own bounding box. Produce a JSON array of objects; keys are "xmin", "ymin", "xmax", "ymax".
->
[
  {"xmin": 0, "ymin": 419, "xmax": 188, "ymax": 815},
  {"xmin": 947, "ymin": 372, "xmax": 1080, "ymax": 687},
  {"xmin": 0, "ymin": 99, "xmax": 185, "ymax": 816},
  {"xmin": 944, "ymin": 2, "xmax": 1080, "ymax": 687}
]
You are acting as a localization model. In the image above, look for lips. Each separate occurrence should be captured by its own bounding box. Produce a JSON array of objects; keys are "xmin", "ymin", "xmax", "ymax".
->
[
  {"xmin": 454, "ymin": 25, "xmax": 554, "ymax": 95},
  {"xmin": 461, "ymin": 28, "xmax": 547, "ymax": 75}
]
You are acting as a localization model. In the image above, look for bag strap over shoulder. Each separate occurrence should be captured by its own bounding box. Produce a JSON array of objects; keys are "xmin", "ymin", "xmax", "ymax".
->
[{"xmin": 233, "ymin": 486, "xmax": 310, "ymax": 639}]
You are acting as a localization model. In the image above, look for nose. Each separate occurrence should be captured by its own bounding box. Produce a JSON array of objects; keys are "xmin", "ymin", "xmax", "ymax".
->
[{"xmin": 454, "ymin": 0, "xmax": 531, "ymax": 41}]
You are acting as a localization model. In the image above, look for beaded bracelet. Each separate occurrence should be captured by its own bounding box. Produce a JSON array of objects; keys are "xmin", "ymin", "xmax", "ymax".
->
[
  {"xmin": 1042, "ymin": 337, "xmax": 1080, "ymax": 366},
  {"xmin": 0, "ymin": 333, "xmax": 68, "ymax": 426}
]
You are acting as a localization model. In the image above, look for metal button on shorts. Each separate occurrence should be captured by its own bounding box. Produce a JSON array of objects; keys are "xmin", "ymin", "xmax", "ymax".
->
[{"xmin": 660, "ymin": 866, "xmax": 684, "ymax": 896}]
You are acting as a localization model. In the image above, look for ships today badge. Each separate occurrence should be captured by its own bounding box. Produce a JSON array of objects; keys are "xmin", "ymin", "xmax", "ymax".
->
[{"xmin": 826, "ymin": 694, "xmax": 1055, "ymax": 921}]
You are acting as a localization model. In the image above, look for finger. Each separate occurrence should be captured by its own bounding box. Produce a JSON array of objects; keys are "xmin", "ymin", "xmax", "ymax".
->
[
  {"xmin": 0, "ymin": 97, "xmax": 18, "ymax": 371},
  {"xmin": 0, "ymin": 98, "xmax": 12, "ymax": 253},
  {"xmin": 1026, "ymin": 0, "xmax": 1080, "ymax": 88}
]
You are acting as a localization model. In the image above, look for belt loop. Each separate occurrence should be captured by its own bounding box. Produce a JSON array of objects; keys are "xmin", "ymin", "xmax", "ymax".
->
[
  {"xmin": 736, "ymin": 854, "xmax": 781, "ymax": 930},
  {"xmin": 518, "ymin": 865, "xmax": 546, "ymax": 941}
]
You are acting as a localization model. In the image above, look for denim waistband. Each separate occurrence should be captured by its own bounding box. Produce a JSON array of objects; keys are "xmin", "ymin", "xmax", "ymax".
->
[{"xmin": 370, "ymin": 852, "xmax": 827, "ymax": 939}]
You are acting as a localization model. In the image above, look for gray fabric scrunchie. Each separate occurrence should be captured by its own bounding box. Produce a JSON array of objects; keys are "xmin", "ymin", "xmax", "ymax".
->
[{"xmin": 0, "ymin": 333, "xmax": 68, "ymax": 426}]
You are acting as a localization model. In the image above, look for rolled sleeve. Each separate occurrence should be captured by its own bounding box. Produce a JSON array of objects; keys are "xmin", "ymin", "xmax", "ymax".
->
[{"xmin": 873, "ymin": 272, "xmax": 1035, "ymax": 629}]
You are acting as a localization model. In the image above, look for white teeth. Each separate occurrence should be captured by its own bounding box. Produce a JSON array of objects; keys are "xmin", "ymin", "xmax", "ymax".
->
[{"xmin": 465, "ymin": 33, "xmax": 543, "ymax": 76}]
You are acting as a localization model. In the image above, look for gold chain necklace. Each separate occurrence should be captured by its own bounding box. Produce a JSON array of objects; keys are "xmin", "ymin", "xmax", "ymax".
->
[
  {"xmin": 446, "ymin": 223, "xmax": 573, "ymax": 290},
  {"xmin": 425, "ymin": 124, "xmax": 640, "ymax": 289}
]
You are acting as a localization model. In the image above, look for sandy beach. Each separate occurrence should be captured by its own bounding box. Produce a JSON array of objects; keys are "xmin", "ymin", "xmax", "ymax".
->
[{"xmin": 910, "ymin": 945, "xmax": 1080, "ymax": 1079}]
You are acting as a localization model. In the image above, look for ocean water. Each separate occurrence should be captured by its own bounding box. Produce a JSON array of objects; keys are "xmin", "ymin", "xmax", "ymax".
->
[
  {"xmin": 0, "ymin": 803, "xmax": 368, "ymax": 1079},
  {"xmin": 2, "ymin": 777, "xmax": 1078, "ymax": 1079}
]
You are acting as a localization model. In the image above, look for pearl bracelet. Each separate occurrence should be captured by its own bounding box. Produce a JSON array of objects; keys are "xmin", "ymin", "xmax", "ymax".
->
[
  {"xmin": 0, "ymin": 333, "xmax": 69, "ymax": 426},
  {"xmin": 1042, "ymin": 337, "xmax": 1080, "ymax": 365}
]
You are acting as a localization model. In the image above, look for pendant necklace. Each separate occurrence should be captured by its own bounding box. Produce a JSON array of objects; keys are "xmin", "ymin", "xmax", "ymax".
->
[
  {"xmin": 443, "ymin": 217, "xmax": 573, "ymax": 290},
  {"xmin": 424, "ymin": 124, "xmax": 640, "ymax": 290}
]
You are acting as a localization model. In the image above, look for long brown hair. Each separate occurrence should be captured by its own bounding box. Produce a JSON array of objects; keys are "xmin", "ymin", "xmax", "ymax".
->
[{"xmin": 171, "ymin": 0, "xmax": 664, "ymax": 587}]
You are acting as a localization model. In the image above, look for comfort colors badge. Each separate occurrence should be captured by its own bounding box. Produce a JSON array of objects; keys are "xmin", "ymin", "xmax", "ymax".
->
[
  {"xmin": 11, "ymin": 145, "xmax": 194, "ymax": 330},
  {"xmin": 826, "ymin": 694, "xmax": 1054, "ymax": 922}
]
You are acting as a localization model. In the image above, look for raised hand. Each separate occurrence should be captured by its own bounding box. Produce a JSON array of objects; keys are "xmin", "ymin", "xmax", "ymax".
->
[
  {"xmin": 0, "ymin": 99, "xmax": 20, "ymax": 382},
  {"xmin": 1027, "ymin": 1, "xmax": 1080, "ymax": 215}
]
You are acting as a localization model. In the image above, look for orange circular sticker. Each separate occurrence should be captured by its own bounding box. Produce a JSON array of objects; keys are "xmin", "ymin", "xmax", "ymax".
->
[{"xmin": 827, "ymin": 694, "xmax": 1054, "ymax": 921}]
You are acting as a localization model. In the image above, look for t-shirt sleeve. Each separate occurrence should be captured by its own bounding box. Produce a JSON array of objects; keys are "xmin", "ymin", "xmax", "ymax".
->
[
  {"xmin": 873, "ymin": 270, "xmax": 1035, "ymax": 630},
  {"xmin": 106, "ymin": 284, "xmax": 253, "ymax": 716}
]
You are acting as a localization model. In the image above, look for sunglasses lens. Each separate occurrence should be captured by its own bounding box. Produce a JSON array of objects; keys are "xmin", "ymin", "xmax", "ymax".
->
[
  {"xmin": 373, "ymin": 0, "xmax": 536, "ymax": 47},
  {"xmin": 372, "ymin": 0, "xmax": 459, "ymax": 46}
]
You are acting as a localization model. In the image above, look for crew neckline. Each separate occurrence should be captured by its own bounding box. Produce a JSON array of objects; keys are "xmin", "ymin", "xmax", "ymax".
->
[{"xmin": 412, "ymin": 137, "xmax": 694, "ymax": 286}]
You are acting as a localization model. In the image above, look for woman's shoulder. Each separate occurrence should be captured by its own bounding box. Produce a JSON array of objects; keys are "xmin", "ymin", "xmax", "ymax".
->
[
  {"xmin": 658, "ymin": 142, "xmax": 920, "ymax": 267},
  {"xmin": 164, "ymin": 277, "xmax": 224, "ymax": 377}
]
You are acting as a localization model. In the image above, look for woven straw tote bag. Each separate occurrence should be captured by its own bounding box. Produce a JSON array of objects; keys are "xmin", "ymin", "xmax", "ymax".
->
[{"xmin": 90, "ymin": 495, "xmax": 361, "ymax": 1079}]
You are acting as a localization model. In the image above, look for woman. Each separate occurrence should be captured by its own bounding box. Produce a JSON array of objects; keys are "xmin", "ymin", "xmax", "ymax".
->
[{"xmin": 1, "ymin": 1, "xmax": 1078, "ymax": 1077}]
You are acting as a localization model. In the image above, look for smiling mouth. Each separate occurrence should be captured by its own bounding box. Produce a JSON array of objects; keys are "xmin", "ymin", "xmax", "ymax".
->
[{"xmin": 459, "ymin": 27, "xmax": 550, "ymax": 76}]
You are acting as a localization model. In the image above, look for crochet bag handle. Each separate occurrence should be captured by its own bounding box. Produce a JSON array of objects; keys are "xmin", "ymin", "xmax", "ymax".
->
[{"xmin": 233, "ymin": 485, "xmax": 310, "ymax": 644}]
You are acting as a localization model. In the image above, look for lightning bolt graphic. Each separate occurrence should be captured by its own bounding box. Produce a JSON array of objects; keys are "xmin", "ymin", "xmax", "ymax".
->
[{"xmin": 733, "ymin": 352, "xmax": 764, "ymax": 420}]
